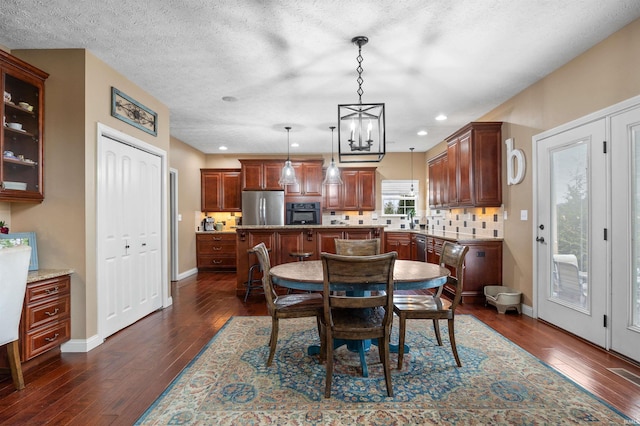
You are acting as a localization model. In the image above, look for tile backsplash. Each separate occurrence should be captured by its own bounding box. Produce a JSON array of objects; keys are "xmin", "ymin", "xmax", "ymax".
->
[{"xmin": 322, "ymin": 206, "xmax": 504, "ymax": 239}]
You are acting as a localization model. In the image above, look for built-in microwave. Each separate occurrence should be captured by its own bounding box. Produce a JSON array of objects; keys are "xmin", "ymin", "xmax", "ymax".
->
[{"xmin": 286, "ymin": 202, "xmax": 321, "ymax": 225}]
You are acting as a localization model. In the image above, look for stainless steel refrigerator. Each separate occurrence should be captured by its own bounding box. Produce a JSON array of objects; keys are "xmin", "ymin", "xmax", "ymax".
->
[{"xmin": 241, "ymin": 190, "xmax": 285, "ymax": 225}]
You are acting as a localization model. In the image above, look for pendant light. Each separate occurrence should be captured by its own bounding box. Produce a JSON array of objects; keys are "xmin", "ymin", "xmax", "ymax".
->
[
  {"xmin": 338, "ymin": 36, "xmax": 385, "ymax": 163},
  {"xmin": 406, "ymin": 147, "xmax": 416, "ymax": 197},
  {"xmin": 323, "ymin": 126, "xmax": 343, "ymax": 185},
  {"xmin": 279, "ymin": 126, "xmax": 297, "ymax": 186}
]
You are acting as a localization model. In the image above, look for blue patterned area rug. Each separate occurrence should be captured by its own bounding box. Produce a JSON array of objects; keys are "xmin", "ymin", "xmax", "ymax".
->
[{"xmin": 136, "ymin": 315, "xmax": 632, "ymax": 425}]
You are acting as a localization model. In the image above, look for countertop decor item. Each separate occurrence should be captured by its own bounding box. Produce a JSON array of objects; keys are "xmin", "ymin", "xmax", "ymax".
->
[
  {"xmin": 338, "ymin": 35, "xmax": 385, "ymax": 163},
  {"xmin": 111, "ymin": 87, "xmax": 157, "ymax": 136}
]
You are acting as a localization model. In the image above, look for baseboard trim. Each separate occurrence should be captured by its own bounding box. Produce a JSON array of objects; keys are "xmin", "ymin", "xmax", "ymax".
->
[
  {"xmin": 521, "ymin": 303, "xmax": 533, "ymax": 317},
  {"xmin": 61, "ymin": 334, "xmax": 103, "ymax": 353},
  {"xmin": 177, "ymin": 267, "xmax": 198, "ymax": 281}
]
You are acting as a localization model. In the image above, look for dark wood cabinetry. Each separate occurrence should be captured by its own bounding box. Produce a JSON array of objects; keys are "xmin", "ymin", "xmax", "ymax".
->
[
  {"xmin": 284, "ymin": 160, "xmax": 323, "ymax": 199},
  {"xmin": 428, "ymin": 152, "xmax": 448, "ymax": 209},
  {"xmin": 1, "ymin": 50, "xmax": 48, "ymax": 203},
  {"xmin": 425, "ymin": 235, "xmax": 502, "ymax": 304},
  {"xmin": 240, "ymin": 159, "xmax": 284, "ymax": 190},
  {"xmin": 21, "ymin": 274, "xmax": 71, "ymax": 361},
  {"xmin": 446, "ymin": 122, "xmax": 502, "ymax": 207},
  {"xmin": 384, "ymin": 232, "xmax": 413, "ymax": 260},
  {"xmin": 236, "ymin": 226, "xmax": 384, "ymax": 295},
  {"xmin": 196, "ymin": 233, "xmax": 237, "ymax": 270},
  {"xmin": 323, "ymin": 167, "xmax": 376, "ymax": 211},
  {"xmin": 200, "ymin": 169, "xmax": 241, "ymax": 212}
]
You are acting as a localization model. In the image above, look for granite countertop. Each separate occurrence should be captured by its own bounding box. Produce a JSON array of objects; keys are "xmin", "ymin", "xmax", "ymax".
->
[
  {"xmin": 27, "ymin": 268, "xmax": 74, "ymax": 283},
  {"xmin": 196, "ymin": 230, "xmax": 237, "ymax": 234},
  {"xmin": 235, "ymin": 224, "xmax": 386, "ymax": 230},
  {"xmin": 383, "ymin": 228, "xmax": 503, "ymax": 242}
]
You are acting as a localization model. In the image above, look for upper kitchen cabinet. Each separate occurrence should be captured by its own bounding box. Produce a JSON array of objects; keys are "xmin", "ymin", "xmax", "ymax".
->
[
  {"xmin": 240, "ymin": 159, "xmax": 284, "ymax": 190},
  {"xmin": 323, "ymin": 167, "xmax": 376, "ymax": 211},
  {"xmin": 446, "ymin": 122, "xmax": 502, "ymax": 208},
  {"xmin": 1, "ymin": 50, "xmax": 48, "ymax": 203},
  {"xmin": 428, "ymin": 152, "xmax": 448, "ymax": 209},
  {"xmin": 201, "ymin": 168, "xmax": 241, "ymax": 212},
  {"xmin": 284, "ymin": 160, "xmax": 323, "ymax": 199}
]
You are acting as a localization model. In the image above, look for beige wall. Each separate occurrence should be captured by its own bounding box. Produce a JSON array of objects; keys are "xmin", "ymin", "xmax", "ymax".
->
[
  {"xmin": 427, "ymin": 18, "xmax": 640, "ymax": 306},
  {"xmin": 10, "ymin": 49, "xmax": 170, "ymax": 340},
  {"xmin": 169, "ymin": 136, "xmax": 206, "ymax": 273}
]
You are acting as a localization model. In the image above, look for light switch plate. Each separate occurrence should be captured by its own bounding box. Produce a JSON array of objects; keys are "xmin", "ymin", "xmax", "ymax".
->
[{"xmin": 520, "ymin": 210, "xmax": 528, "ymax": 221}]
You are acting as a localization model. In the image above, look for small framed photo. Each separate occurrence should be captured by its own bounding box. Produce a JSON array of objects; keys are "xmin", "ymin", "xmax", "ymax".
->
[
  {"xmin": 0, "ymin": 232, "xmax": 38, "ymax": 270},
  {"xmin": 111, "ymin": 87, "xmax": 158, "ymax": 136}
]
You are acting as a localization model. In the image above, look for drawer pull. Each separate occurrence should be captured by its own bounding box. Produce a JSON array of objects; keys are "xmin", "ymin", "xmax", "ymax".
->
[
  {"xmin": 45, "ymin": 308, "xmax": 60, "ymax": 316},
  {"xmin": 212, "ymin": 260, "xmax": 222, "ymax": 264},
  {"xmin": 213, "ymin": 237, "xmax": 222, "ymax": 241},
  {"xmin": 213, "ymin": 246, "xmax": 222, "ymax": 251},
  {"xmin": 44, "ymin": 333, "xmax": 59, "ymax": 342},
  {"xmin": 44, "ymin": 286, "xmax": 59, "ymax": 294}
]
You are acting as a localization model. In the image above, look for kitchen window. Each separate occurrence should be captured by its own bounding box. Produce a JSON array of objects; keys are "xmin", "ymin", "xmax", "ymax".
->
[{"xmin": 381, "ymin": 180, "xmax": 418, "ymax": 216}]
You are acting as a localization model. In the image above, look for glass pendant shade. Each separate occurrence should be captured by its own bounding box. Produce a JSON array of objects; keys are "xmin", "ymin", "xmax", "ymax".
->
[
  {"xmin": 405, "ymin": 147, "xmax": 416, "ymax": 197},
  {"xmin": 279, "ymin": 127, "xmax": 298, "ymax": 186},
  {"xmin": 323, "ymin": 126, "xmax": 343, "ymax": 184}
]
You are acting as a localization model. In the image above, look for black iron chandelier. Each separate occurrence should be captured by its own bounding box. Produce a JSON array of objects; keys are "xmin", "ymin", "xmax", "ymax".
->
[{"xmin": 338, "ymin": 36, "xmax": 385, "ymax": 163}]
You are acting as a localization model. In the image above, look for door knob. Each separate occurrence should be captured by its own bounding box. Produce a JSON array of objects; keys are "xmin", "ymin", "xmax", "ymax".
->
[{"xmin": 536, "ymin": 236, "xmax": 545, "ymax": 243}]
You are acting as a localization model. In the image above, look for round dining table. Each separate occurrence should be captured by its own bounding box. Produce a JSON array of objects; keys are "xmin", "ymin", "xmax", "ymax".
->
[
  {"xmin": 270, "ymin": 259, "xmax": 450, "ymax": 376},
  {"xmin": 270, "ymin": 259, "xmax": 450, "ymax": 292}
]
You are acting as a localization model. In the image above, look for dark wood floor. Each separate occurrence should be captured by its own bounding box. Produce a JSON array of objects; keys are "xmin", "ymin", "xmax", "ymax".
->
[{"xmin": 1, "ymin": 271, "xmax": 639, "ymax": 425}]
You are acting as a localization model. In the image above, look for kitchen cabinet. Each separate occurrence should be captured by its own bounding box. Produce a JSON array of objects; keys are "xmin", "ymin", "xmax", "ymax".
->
[
  {"xmin": 284, "ymin": 160, "xmax": 323, "ymax": 199},
  {"xmin": 323, "ymin": 167, "xmax": 376, "ymax": 211},
  {"xmin": 428, "ymin": 152, "xmax": 448, "ymax": 209},
  {"xmin": 236, "ymin": 226, "xmax": 384, "ymax": 295},
  {"xmin": 446, "ymin": 122, "xmax": 502, "ymax": 207},
  {"xmin": 384, "ymin": 232, "xmax": 413, "ymax": 260},
  {"xmin": 200, "ymin": 168, "xmax": 241, "ymax": 212},
  {"xmin": 426, "ymin": 235, "xmax": 502, "ymax": 304},
  {"xmin": 196, "ymin": 233, "xmax": 237, "ymax": 270},
  {"xmin": 240, "ymin": 159, "xmax": 284, "ymax": 190},
  {"xmin": 1, "ymin": 50, "xmax": 48, "ymax": 203}
]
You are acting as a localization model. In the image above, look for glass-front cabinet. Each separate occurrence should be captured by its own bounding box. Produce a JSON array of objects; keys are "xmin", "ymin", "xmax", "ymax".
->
[{"xmin": 1, "ymin": 50, "xmax": 48, "ymax": 203}]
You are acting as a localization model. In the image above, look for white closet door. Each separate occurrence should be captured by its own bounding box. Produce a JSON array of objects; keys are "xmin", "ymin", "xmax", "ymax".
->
[{"xmin": 98, "ymin": 134, "xmax": 162, "ymax": 339}]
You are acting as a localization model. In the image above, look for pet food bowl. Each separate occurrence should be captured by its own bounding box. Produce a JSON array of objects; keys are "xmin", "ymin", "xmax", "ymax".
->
[{"xmin": 484, "ymin": 285, "xmax": 522, "ymax": 314}]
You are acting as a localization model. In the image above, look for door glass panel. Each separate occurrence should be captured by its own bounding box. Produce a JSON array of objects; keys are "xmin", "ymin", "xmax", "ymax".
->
[
  {"xmin": 550, "ymin": 142, "xmax": 589, "ymax": 309},
  {"xmin": 633, "ymin": 128, "xmax": 640, "ymax": 327}
]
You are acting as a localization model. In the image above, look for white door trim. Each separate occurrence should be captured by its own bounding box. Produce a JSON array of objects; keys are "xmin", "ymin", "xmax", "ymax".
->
[
  {"xmin": 96, "ymin": 122, "xmax": 171, "ymax": 343},
  {"xmin": 170, "ymin": 168, "xmax": 178, "ymax": 282},
  {"xmin": 533, "ymin": 93, "xmax": 640, "ymax": 352}
]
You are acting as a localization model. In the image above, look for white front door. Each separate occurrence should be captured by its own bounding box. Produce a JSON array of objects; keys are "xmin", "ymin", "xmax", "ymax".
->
[
  {"xmin": 611, "ymin": 106, "xmax": 640, "ymax": 362},
  {"xmin": 535, "ymin": 119, "xmax": 608, "ymax": 347},
  {"xmin": 98, "ymin": 133, "xmax": 163, "ymax": 339}
]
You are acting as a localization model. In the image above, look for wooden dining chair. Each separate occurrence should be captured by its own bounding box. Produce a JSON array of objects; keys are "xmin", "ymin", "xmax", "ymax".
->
[
  {"xmin": 393, "ymin": 241, "xmax": 469, "ymax": 369},
  {"xmin": 334, "ymin": 238, "xmax": 380, "ymax": 256},
  {"xmin": 251, "ymin": 242, "xmax": 324, "ymax": 367},
  {"xmin": 320, "ymin": 251, "xmax": 397, "ymax": 398},
  {"xmin": 0, "ymin": 245, "xmax": 32, "ymax": 390}
]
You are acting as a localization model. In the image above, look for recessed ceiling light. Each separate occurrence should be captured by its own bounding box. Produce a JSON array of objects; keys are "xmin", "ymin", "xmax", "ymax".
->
[
  {"xmin": 219, "ymin": 146, "xmax": 228, "ymax": 151},
  {"xmin": 417, "ymin": 130, "xmax": 428, "ymax": 136},
  {"xmin": 435, "ymin": 114, "xmax": 447, "ymax": 121},
  {"xmin": 291, "ymin": 143, "xmax": 299, "ymax": 148},
  {"xmin": 221, "ymin": 96, "xmax": 238, "ymax": 102}
]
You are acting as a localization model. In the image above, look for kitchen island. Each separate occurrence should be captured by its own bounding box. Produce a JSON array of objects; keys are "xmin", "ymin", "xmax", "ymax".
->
[{"xmin": 235, "ymin": 225, "xmax": 385, "ymax": 296}]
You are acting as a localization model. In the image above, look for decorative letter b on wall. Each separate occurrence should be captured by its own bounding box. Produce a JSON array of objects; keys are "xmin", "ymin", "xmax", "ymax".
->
[{"xmin": 505, "ymin": 138, "xmax": 526, "ymax": 185}]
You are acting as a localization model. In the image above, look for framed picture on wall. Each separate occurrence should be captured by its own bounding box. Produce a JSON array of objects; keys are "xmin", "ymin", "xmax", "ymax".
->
[
  {"xmin": 0, "ymin": 232, "xmax": 38, "ymax": 270},
  {"xmin": 111, "ymin": 87, "xmax": 158, "ymax": 136}
]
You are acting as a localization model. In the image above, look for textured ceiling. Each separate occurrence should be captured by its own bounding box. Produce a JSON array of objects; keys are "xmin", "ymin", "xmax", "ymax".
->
[{"xmin": 2, "ymin": 0, "xmax": 640, "ymax": 155}]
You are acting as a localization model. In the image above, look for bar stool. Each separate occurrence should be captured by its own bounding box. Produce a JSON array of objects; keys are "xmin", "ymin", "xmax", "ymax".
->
[
  {"xmin": 289, "ymin": 251, "xmax": 313, "ymax": 262},
  {"xmin": 244, "ymin": 247, "xmax": 271, "ymax": 302}
]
